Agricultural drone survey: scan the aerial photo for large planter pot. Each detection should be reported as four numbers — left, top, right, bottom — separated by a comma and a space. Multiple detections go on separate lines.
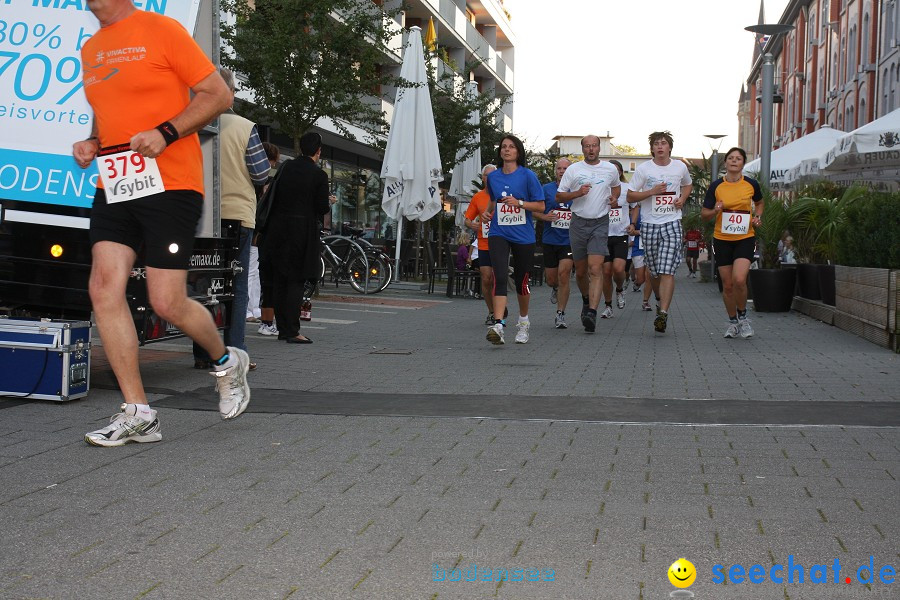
818, 264, 836, 306
749, 268, 796, 312
796, 263, 821, 300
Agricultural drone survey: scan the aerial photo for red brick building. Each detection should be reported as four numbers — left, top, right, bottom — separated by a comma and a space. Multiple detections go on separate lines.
739, 0, 900, 158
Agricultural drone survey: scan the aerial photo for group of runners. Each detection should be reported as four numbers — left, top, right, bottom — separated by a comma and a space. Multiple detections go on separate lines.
466, 131, 764, 345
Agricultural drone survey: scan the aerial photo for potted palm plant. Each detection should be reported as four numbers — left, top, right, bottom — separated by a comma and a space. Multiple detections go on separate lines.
748, 190, 800, 312
792, 186, 866, 306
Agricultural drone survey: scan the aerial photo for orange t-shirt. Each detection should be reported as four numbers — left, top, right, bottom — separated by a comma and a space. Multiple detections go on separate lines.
464, 189, 493, 251
81, 10, 216, 194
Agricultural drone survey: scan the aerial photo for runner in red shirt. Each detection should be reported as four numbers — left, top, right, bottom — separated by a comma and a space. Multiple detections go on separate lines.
684, 228, 703, 278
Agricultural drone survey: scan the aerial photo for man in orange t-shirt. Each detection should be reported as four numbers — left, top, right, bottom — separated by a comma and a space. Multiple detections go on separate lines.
464, 164, 498, 324
72, 0, 249, 448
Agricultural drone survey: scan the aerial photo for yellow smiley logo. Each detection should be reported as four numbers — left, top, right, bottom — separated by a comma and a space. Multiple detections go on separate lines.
668, 558, 696, 588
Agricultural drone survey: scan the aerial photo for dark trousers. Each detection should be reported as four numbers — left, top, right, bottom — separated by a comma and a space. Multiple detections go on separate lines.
273, 274, 304, 339
194, 225, 253, 360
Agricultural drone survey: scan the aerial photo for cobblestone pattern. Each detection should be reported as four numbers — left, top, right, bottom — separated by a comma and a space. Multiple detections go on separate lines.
1, 407, 897, 599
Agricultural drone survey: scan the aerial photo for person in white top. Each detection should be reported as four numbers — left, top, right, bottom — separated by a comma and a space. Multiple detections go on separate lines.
599, 160, 632, 318
555, 135, 621, 333
626, 131, 692, 334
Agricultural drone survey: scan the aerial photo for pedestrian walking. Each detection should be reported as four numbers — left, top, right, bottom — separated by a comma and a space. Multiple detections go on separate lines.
248, 142, 280, 325
482, 135, 544, 345
554, 135, 621, 333
193, 67, 269, 371
701, 147, 763, 339
259, 132, 336, 344
73, 0, 249, 446
626, 131, 692, 333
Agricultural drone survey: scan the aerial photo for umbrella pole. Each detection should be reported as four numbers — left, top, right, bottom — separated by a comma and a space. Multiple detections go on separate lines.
394, 216, 403, 282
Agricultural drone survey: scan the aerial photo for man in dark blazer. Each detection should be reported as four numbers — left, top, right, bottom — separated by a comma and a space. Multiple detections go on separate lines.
260, 132, 335, 343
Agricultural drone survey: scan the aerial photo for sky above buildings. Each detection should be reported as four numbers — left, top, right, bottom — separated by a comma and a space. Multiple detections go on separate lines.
507, 0, 791, 158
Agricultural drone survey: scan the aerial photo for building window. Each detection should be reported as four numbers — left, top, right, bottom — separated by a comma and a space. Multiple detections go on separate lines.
859, 98, 866, 126
881, 69, 891, 114
862, 12, 870, 66
886, 3, 895, 54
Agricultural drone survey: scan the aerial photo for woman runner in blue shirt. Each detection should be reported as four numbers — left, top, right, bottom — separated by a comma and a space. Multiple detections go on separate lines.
481, 135, 545, 345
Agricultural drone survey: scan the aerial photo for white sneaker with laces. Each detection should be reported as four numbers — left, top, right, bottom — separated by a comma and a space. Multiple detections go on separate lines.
258, 322, 279, 336
600, 305, 613, 319
85, 404, 162, 447
550, 287, 558, 304
616, 291, 625, 309
515, 320, 530, 343
724, 322, 740, 338
739, 318, 754, 338
486, 322, 505, 345
554, 311, 567, 329
212, 347, 251, 419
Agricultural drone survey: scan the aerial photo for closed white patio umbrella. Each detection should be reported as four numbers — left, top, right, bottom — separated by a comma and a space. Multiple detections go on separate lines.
448, 81, 482, 227
743, 125, 843, 189
381, 26, 444, 281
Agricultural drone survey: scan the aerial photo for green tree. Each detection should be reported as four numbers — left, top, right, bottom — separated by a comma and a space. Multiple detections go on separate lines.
425, 50, 511, 176
220, 0, 402, 153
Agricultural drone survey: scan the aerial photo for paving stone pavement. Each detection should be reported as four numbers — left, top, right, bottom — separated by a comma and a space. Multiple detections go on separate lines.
1, 269, 898, 599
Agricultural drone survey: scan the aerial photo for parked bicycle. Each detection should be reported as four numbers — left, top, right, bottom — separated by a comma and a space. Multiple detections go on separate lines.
317, 230, 391, 294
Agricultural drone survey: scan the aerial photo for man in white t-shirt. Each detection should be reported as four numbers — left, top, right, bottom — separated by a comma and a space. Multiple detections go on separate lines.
626, 131, 692, 334
555, 135, 621, 333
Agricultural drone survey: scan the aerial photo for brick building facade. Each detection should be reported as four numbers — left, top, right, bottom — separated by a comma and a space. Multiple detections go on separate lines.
739, 0, 900, 158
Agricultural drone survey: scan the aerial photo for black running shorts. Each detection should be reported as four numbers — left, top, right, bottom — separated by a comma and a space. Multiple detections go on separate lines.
90, 189, 203, 270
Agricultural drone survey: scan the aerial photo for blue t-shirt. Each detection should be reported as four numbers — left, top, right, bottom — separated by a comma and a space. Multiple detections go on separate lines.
631, 211, 644, 255
541, 181, 572, 246
486, 167, 544, 244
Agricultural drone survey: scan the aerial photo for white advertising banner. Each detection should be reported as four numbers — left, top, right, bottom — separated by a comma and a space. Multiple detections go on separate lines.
0, 0, 200, 208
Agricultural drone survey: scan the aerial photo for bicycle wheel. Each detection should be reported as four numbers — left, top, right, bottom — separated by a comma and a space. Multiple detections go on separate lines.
373, 251, 393, 292
347, 252, 389, 294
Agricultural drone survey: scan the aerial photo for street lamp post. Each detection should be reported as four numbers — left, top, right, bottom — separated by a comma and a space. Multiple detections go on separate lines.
703, 134, 726, 278
745, 24, 794, 188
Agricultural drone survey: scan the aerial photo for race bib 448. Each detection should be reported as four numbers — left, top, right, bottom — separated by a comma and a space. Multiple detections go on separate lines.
498, 204, 525, 226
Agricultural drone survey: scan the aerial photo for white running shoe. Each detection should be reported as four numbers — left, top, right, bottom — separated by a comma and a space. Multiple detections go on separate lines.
515, 320, 530, 344
550, 287, 558, 304
739, 318, 754, 339
257, 322, 279, 336
641, 300, 652, 311
554, 311, 567, 329
486, 322, 505, 345
212, 347, 251, 419
85, 404, 162, 447
724, 322, 740, 338
616, 291, 625, 309
600, 306, 613, 319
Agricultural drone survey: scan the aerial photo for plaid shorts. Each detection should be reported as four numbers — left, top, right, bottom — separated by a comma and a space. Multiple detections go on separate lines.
642, 221, 683, 276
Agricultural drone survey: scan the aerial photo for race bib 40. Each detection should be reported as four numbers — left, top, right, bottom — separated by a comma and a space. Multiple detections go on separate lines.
720, 211, 750, 235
